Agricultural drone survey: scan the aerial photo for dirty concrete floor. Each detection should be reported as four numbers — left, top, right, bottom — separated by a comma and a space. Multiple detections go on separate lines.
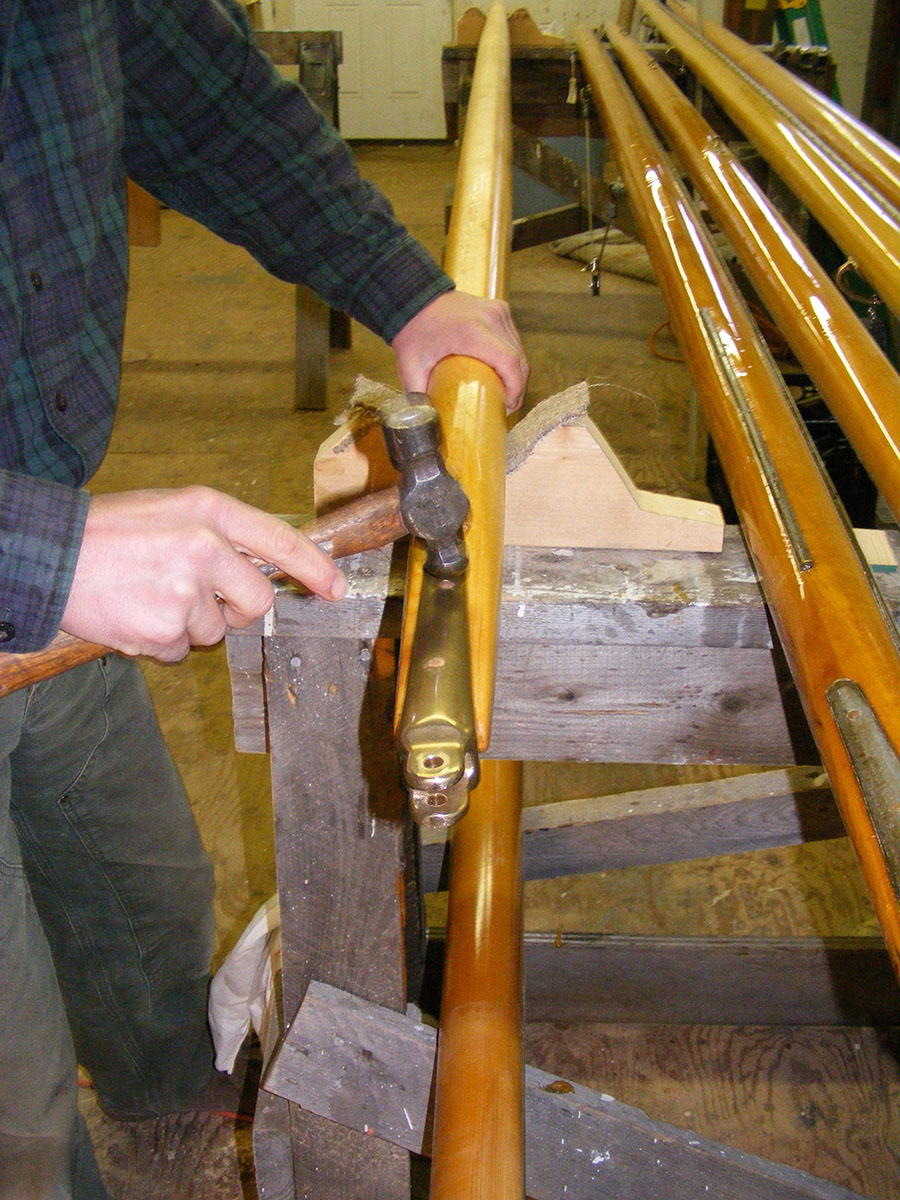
78, 143, 897, 1198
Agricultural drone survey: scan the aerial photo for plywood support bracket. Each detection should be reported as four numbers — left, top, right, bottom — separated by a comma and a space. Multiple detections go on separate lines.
314, 381, 725, 553
263, 980, 868, 1200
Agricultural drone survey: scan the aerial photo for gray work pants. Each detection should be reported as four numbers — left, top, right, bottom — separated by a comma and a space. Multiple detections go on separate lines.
0, 656, 216, 1199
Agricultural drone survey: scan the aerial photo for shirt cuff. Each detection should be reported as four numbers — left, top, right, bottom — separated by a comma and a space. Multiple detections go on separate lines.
0, 473, 90, 653
343, 235, 455, 343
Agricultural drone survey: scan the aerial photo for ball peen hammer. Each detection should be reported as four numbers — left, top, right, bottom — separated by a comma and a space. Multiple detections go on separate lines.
0, 394, 472, 697
380, 392, 469, 580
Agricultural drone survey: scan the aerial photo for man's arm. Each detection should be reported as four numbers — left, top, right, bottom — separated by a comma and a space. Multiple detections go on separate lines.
51, 0, 526, 662
117, 0, 452, 342
60, 487, 346, 662
117, 0, 527, 406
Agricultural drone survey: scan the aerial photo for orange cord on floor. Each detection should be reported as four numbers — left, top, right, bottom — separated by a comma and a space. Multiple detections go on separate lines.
649, 318, 685, 362
648, 304, 791, 364
76, 1076, 253, 1123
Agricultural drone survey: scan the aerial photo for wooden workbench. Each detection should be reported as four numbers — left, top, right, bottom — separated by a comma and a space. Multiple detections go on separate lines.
226, 529, 900, 1199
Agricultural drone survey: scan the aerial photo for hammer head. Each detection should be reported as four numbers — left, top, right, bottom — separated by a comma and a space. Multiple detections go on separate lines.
381, 393, 470, 578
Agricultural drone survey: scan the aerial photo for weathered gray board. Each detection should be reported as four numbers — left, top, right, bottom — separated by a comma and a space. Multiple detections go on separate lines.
420, 766, 844, 890
257, 636, 416, 1199
417, 932, 900, 1026
228, 530, 900, 763
264, 981, 868, 1200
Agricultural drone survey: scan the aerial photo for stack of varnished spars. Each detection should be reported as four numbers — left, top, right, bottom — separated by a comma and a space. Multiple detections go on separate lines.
576, 4, 900, 976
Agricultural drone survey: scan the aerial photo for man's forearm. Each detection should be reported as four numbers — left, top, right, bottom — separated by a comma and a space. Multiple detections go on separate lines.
117, 0, 453, 341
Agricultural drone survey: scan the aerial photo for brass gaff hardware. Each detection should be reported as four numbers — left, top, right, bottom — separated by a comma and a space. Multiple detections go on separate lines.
396, 571, 479, 829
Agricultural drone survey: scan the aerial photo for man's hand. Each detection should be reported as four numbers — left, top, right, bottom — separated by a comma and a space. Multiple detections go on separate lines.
60, 487, 346, 662
391, 290, 529, 412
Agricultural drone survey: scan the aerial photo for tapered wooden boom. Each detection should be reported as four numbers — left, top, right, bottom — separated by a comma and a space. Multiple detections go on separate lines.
576, 26, 900, 979
422, 6, 525, 1198
430, 760, 525, 1200
669, 0, 900, 215
636, 0, 900, 318
396, 1, 512, 751
604, 22, 900, 527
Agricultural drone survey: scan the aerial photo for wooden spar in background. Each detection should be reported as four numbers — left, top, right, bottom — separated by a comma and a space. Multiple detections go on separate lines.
616, 0, 637, 32
574, 26, 900, 979
395, 3, 511, 751
429, 760, 525, 1200
421, 6, 525, 1199
635, 0, 900, 318
604, 23, 900, 527
668, 0, 900, 215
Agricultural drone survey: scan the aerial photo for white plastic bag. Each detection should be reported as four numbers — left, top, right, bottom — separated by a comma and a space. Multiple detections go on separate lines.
208, 894, 281, 1073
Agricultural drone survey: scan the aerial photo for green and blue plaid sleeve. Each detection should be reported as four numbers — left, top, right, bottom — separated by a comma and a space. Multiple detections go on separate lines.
0, 471, 89, 652
117, 0, 454, 342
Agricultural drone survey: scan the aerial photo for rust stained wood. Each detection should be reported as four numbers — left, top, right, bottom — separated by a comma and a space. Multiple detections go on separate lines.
635, 0, 900, 318
669, 0, 900, 214
397, 0, 512, 750
605, 23, 900, 527
252, 530, 900, 647
229, 531, 900, 765
575, 28, 900, 979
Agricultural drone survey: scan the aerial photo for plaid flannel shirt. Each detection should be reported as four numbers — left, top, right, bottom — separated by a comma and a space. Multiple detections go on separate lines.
0, 0, 452, 652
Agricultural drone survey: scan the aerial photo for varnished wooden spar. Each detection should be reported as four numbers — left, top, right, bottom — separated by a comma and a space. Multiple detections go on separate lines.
669, 0, 900, 215
395, 2, 511, 750
604, 22, 900, 527
421, 6, 525, 1199
635, 0, 900, 319
575, 26, 900, 979
430, 760, 524, 1200
616, 0, 637, 31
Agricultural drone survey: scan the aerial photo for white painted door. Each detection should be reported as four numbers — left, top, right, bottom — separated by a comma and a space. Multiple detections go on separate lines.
498, 0, 724, 36
271, 1, 453, 139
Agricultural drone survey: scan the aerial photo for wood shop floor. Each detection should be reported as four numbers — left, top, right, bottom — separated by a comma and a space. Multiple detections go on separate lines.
78, 143, 900, 1198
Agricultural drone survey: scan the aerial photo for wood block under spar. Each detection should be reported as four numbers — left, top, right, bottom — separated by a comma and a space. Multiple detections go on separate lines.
505, 420, 723, 551
314, 415, 397, 515
312, 405, 898, 564
314, 406, 724, 552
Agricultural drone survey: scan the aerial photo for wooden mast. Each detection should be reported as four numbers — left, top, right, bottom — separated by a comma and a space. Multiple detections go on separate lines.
604, 21, 900, 526
575, 25, 900, 979
429, 758, 525, 1200
424, 6, 525, 1199
635, 0, 900, 318
395, 1, 512, 751
668, 0, 900, 215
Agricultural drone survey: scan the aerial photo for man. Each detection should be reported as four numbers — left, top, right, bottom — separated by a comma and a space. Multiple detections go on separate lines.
0, 2, 528, 1196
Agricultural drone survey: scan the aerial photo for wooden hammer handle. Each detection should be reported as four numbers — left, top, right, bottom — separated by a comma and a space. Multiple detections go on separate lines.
0, 486, 405, 697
